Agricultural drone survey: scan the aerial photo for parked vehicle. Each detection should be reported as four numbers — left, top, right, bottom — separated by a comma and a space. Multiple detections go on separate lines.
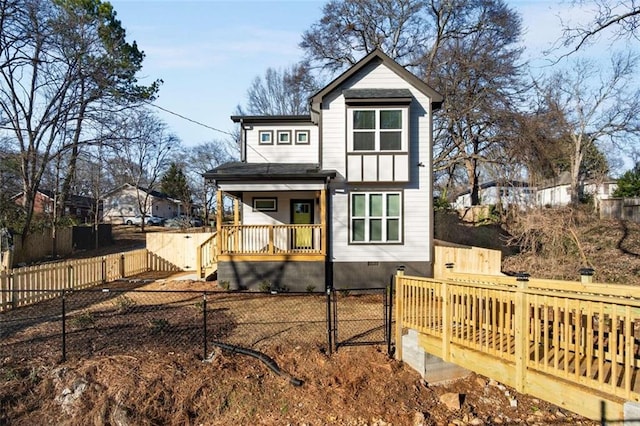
163, 215, 203, 228
124, 215, 143, 226
145, 215, 165, 225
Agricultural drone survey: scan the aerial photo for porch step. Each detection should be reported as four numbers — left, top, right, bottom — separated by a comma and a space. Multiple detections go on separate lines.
201, 263, 218, 280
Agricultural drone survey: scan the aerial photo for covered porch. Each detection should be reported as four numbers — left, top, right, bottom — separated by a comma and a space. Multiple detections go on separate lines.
204, 163, 336, 290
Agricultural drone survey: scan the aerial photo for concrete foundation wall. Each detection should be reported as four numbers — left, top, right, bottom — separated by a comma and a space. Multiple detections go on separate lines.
217, 261, 325, 292
402, 329, 470, 384
332, 261, 432, 289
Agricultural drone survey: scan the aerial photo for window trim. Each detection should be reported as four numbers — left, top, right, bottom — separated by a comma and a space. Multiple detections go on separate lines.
252, 197, 277, 212
349, 191, 403, 244
347, 106, 408, 153
277, 130, 292, 145
258, 130, 273, 145
295, 130, 310, 145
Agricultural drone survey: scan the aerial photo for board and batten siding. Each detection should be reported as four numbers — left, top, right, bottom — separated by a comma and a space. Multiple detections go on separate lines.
322, 61, 434, 264
245, 123, 319, 163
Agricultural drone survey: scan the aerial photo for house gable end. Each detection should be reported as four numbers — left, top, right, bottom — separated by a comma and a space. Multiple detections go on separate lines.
310, 49, 443, 117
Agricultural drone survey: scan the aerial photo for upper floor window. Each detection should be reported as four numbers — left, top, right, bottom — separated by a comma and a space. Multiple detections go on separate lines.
259, 130, 273, 145
349, 108, 407, 152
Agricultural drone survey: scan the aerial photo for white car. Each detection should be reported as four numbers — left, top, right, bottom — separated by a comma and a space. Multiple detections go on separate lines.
124, 215, 143, 226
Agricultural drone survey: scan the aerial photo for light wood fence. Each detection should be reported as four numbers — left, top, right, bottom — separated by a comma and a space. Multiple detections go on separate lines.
0, 249, 177, 312
395, 270, 640, 421
433, 242, 503, 277
13, 227, 73, 265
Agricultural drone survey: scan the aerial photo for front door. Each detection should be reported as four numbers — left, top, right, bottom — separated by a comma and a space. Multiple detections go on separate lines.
291, 199, 314, 249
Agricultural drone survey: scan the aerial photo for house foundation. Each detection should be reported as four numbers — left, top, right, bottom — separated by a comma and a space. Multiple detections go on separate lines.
332, 261, 432, 289
402, 329, 470, 383
217, 260, 325, 292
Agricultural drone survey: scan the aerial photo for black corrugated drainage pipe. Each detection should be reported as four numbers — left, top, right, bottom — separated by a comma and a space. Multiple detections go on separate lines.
208, 341, 303, 387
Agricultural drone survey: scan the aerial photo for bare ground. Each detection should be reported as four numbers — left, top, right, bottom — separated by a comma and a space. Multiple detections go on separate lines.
1, 218, 627, 425
0, 277, 597, 425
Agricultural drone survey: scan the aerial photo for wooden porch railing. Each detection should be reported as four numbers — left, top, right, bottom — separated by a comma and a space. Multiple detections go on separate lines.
395, 270, 640, 421
220, 224, 323, 255
197, 233, 218, 278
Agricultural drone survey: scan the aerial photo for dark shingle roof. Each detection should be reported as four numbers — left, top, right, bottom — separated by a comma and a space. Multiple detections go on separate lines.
343, 88, 412, 99
203, 162, 336, 182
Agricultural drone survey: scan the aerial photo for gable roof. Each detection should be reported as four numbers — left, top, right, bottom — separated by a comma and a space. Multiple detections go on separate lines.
102, 183, 180, 203
10, 189, 96, 207
310, 48, 443, 114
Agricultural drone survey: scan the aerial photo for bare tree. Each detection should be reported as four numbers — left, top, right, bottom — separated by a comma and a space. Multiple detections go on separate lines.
536, 52, 640, 204
0, 0, 158, 241
559, 0, 640, 56
240, 63, 321, 115
428, 0, 526, 205
301, 0, 431, 72
108, 108, 177, 231
185, 140, 237, 225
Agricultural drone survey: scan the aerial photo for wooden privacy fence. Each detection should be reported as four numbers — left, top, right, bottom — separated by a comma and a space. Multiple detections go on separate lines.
433, 243, 502, 277
0, 249, 178, 312
395, 269, 640, 421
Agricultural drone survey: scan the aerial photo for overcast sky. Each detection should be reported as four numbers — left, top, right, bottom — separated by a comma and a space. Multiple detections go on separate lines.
109, 0, 612, 147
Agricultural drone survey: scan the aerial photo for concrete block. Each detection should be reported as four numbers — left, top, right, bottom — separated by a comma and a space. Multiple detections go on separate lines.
624, 401, 640, 425
402, 328, 470, 384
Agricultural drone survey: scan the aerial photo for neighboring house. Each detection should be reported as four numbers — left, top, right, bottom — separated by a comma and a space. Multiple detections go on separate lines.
11, 189, 99, 223
535, 172, 618, 208
204, 49, 443, 291
452, 181, 535, 210
101, 183, 183, 224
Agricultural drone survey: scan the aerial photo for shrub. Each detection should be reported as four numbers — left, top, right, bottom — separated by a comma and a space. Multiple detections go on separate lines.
70, 311, 95, 328
113, 295, 136, 313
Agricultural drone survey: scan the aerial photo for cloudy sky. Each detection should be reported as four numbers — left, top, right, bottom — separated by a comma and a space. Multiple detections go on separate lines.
109, 0, 610, 147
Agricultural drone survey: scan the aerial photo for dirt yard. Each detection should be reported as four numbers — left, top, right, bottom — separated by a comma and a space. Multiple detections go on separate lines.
3, 216, 630, 425
1, 275, 598, 425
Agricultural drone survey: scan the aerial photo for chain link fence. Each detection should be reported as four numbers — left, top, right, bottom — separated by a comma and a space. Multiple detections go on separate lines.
0, 285, 393, 363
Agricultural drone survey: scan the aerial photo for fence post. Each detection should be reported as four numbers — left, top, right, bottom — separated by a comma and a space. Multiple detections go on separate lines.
441, 263, 455, 361
326, 287, 333, 355
61, 289, 67, 362
514, 272, 529, 393
67, 265, 73, 290
202, 292, 208, 360
387, 274, 394, 357
10, 269, 16, 309
101, 257, 106, 284
394, 266, 405, 361
120, 254, 125, 279
579, 267, 594, 284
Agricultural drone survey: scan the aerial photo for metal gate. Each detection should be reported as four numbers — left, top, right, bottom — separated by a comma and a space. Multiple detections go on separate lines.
328, 283, 393, 355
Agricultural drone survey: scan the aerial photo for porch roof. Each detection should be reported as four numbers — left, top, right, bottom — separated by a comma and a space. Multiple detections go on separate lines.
204, 162, 337, 184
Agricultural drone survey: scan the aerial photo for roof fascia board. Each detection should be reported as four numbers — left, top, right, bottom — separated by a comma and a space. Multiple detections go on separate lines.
310, 49, 444, 112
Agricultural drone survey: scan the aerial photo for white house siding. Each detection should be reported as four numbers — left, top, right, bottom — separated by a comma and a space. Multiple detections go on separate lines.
322, 61, 433, 265
241, 191, 320, 225
102, 185, 179, 223
245, 123, 319, 163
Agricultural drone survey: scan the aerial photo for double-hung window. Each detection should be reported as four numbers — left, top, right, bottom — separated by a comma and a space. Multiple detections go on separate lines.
350, 108, 406, 152
350, 192, 402, 243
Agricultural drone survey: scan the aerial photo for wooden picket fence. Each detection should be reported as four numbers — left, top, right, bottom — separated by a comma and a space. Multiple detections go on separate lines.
0, 249, 178, 312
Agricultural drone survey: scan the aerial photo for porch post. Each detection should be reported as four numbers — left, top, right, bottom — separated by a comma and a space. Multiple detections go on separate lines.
320, 189, 326, 255
233, 197, 239, 226
216, 189, 222, 254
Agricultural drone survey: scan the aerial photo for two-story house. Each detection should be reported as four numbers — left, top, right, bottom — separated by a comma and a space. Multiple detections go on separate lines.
204, 49, 443, 291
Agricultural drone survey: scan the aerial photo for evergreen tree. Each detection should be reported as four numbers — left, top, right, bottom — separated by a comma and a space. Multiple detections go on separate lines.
613, 164, 640, 197
161, 163, 191, 203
